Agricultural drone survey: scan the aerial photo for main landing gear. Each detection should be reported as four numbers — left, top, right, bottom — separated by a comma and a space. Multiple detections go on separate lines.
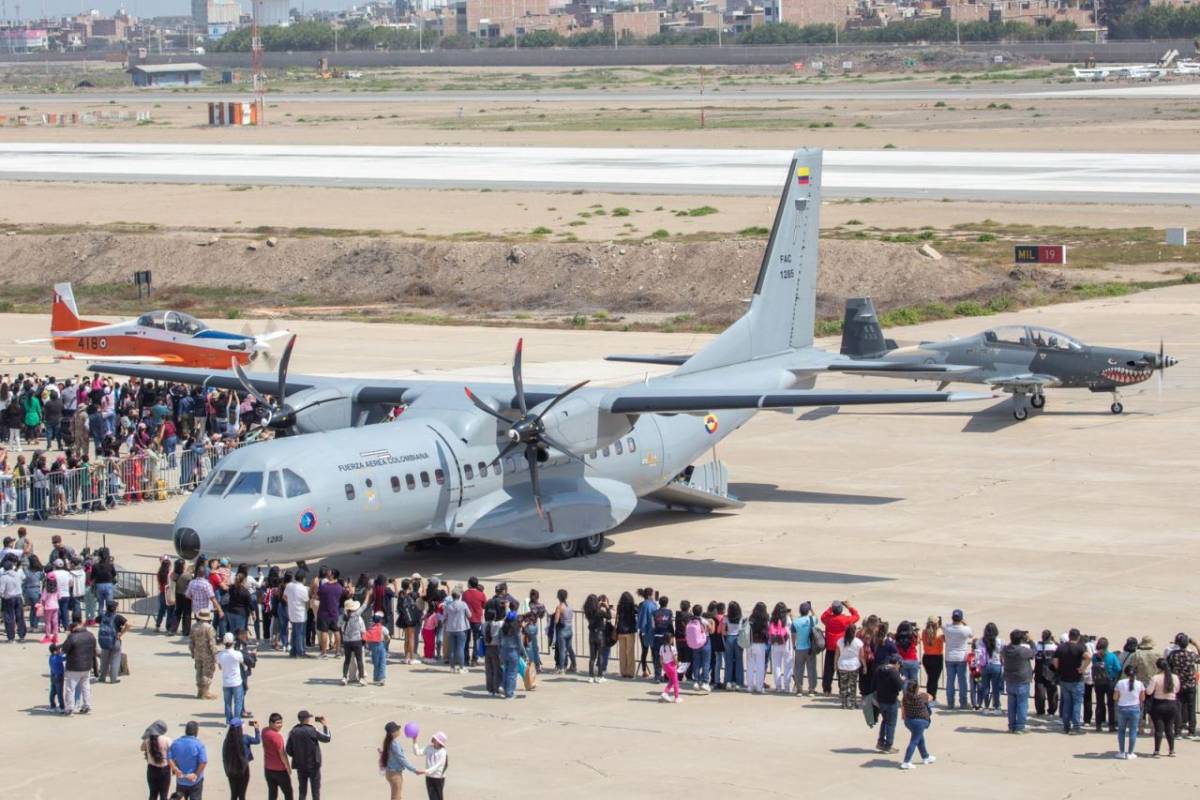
545, 534, 605, 560
1011, 390, 1045, 421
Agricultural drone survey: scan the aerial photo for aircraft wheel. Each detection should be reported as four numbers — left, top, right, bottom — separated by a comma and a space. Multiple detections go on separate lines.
1030, 394, 1045, 409
578, 534, 604, 556
1013, 406, 1028, 421
1111, 402, 1124, 415
545, 539, 578, 560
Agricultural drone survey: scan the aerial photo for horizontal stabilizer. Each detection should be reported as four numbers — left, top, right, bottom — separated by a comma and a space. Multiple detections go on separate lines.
605, 354, 691, 367
604, 388, 992, 414
645, 483, 745, 511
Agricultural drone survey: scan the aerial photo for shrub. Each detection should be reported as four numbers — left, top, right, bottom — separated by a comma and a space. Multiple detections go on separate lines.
953, 300, 991, 316
977, 233, 997, 242
612, 207, 631, 217
531, 226, 552, 235
737, 226, 770, 236
650, 229, 671, 239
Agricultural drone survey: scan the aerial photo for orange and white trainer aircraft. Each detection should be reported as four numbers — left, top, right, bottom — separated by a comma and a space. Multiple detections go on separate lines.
20, 283, 290, 370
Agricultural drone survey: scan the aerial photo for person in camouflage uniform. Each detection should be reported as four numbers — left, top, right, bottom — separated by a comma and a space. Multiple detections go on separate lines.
189, 608, 219, 699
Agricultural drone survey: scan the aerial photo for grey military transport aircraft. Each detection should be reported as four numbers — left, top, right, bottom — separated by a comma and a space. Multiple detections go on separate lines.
93, 149, 989, 563
835, 298, 1178, 420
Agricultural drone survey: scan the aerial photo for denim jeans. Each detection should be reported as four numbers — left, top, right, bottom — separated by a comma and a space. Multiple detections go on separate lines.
1117, 705, 1140, 753
903, 718, 931, 762
223, 684, 244, 724
794, 648, 817, 692
2, 596, 26, 641
448, 630, 468, 669
945, 660, 968, 708
555, 628, 575, 671
710, 645, 723, 686
524, 624, 541, 670
26, 590, 40, 630
692, 641, 711, 684
1060, 681, 1084, 732
469, 622, 483, 662
369, 641, 388, 682
724, 636, 744, 688
501, 645, 520, 698
901, 659, 920, 685
289, 621, 306, 657
93, 582, 114, 612
878, 701, 899, 748
982, 663, 1004, 710
1006, 680, 1030, 731
225, 612, 247, 634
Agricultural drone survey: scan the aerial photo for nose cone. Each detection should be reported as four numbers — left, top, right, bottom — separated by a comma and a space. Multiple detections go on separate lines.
1159, 354, 1179, 369
174, 527, 201, 560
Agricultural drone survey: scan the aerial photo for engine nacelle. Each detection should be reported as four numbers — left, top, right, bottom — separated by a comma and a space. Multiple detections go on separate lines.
287, 387, 391, 434
539, 395, 633, 455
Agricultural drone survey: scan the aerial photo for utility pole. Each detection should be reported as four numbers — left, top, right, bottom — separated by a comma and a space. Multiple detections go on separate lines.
252, 0, 265, 123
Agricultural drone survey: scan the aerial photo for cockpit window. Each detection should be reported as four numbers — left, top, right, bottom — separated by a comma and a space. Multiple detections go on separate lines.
282, 468, 310, 498
207, 470, 237, 496
1029, 327, 1083, 351
267, 471, 283, 498
228, 471, 263, 496
984, 326, 1033, 347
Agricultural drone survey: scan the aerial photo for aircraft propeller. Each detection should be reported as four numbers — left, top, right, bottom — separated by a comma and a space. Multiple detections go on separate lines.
232, 334, 301, 435
463, 338, 591, 517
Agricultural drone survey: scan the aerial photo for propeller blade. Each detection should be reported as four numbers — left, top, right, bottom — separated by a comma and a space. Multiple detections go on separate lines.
241, 322, 254, 338
232, 358, 271, 407
525, 445, 543, 519
533, 379, 590, 422
539, 432, 590, 468
495, 438, 523, 464
464, 387, 511, 424
277, 335, 296, 406
513, 337, 527, 415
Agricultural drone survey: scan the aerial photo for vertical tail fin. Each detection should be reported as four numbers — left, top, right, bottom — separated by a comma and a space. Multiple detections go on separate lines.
840, 298, 895, 359
51, 282, 83, 332
675, 148, 822, 375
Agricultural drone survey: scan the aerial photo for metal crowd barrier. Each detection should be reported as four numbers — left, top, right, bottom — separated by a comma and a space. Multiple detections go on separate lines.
0, 441, 244, 523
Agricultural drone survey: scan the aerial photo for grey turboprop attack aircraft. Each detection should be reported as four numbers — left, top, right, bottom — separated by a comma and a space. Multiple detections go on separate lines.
94, 148, 988, 564
836, 297, 1178, 420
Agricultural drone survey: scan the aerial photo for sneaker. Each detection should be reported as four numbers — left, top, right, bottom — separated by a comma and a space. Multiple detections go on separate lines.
659, 693, 670, 703
79, 707, 90, 715
1127, 753, 1138, 760
588, 677, 595, 684
597, 676, 606, 684
899, 762, 914, 770
922, 756, 936, 765
1116, 752, 1126, 760
340, 677, 347, 686
674, 696, 683, 704
702, 683, 711, 692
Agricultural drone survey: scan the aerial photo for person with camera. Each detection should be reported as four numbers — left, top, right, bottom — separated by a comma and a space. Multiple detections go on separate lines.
286, 710, 331, 800
1002, 629, 1035, 734
1166, 632, 1200, 740
1053, 628, 1088, 734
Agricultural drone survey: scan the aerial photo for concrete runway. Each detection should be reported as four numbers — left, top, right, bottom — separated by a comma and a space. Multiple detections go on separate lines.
1, 283, 1198, 798
2, 82, 1198, 104
2, 142, 1196, 202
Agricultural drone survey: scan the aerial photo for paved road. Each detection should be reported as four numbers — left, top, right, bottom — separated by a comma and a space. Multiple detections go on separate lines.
1, 82, 1198, 105
2, 142, 1196, 203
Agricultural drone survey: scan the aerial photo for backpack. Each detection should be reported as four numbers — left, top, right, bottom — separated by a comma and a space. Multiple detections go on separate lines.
736, 619, 752, 650
98, 612, 117, 650
685, 618, 707, 650
1091, 657, 1111, 687
811, 625, 827, 654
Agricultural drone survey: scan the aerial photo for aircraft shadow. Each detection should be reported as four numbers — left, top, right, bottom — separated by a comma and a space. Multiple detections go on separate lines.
830, 400, 1027, 433
729, 482, 900, 506
796, 407, 840, 422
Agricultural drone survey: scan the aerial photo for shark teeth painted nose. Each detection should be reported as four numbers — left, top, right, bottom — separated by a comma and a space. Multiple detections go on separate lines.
1100, 367, 1150, 385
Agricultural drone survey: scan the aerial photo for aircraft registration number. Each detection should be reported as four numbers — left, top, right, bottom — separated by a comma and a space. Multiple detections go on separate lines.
266, 535, 283, 545
75, 336, 108, 350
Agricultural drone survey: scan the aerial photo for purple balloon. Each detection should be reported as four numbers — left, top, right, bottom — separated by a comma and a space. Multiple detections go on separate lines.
403, 722, 420, 739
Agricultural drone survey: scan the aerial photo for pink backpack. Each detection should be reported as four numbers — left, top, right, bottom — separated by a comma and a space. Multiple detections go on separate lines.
685, 618, 708, 650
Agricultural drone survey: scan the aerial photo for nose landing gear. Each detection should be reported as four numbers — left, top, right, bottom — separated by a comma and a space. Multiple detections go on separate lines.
1012, 390, 1029, 421
1111, 390, 1124, 414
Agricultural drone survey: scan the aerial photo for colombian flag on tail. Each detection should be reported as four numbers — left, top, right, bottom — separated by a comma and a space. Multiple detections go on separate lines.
796, 166, 810, 186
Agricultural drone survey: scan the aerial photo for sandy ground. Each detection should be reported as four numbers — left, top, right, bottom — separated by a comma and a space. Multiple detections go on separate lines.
0, 182, 1192, 237
3, 95, 1200, 152
0, 283, 1198, 799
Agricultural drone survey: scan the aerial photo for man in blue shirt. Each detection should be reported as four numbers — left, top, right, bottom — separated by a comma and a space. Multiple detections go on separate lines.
636, 587, 658, 680
168, 721, 208, 798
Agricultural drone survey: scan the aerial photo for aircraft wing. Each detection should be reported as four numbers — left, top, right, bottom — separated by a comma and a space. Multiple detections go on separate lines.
988, 374, 1060, 392
609, 353, 973, 380
87, 363, 561, 410
605, 354, 691, 367
14, 337, 54, 345
602, 387, 990, 414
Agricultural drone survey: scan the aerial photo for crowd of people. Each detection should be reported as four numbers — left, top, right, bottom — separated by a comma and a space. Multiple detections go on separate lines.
4, 526, 1197, 794
0, 371, 257, 523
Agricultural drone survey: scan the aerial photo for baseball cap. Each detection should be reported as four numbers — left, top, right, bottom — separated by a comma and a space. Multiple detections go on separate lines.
222, 632, 234, 645
951, 609, 964, 622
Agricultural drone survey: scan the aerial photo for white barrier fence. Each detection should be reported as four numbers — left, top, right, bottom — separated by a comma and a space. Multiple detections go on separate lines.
0, 441, 245, 522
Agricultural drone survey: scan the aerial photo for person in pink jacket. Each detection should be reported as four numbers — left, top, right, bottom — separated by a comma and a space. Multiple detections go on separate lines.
820, 600, 860, 696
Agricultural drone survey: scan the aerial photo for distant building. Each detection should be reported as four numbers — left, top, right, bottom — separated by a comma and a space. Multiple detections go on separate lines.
131, 62, 206, 87
763, 0, 852, 27
252, 0, 292, 27
453, 0, 552, 37
603, 9, 662, 39
0, 28, 50, 51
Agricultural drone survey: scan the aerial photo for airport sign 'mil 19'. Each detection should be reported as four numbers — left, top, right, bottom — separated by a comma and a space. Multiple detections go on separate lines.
1014, 244, 1067, 265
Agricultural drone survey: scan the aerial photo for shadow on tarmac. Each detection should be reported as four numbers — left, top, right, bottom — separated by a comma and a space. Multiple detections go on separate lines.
730, 482, 901, 506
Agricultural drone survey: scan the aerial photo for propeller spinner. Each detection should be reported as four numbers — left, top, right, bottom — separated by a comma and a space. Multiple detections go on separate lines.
233, 334, 300, 434
464, 338, 590, 517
